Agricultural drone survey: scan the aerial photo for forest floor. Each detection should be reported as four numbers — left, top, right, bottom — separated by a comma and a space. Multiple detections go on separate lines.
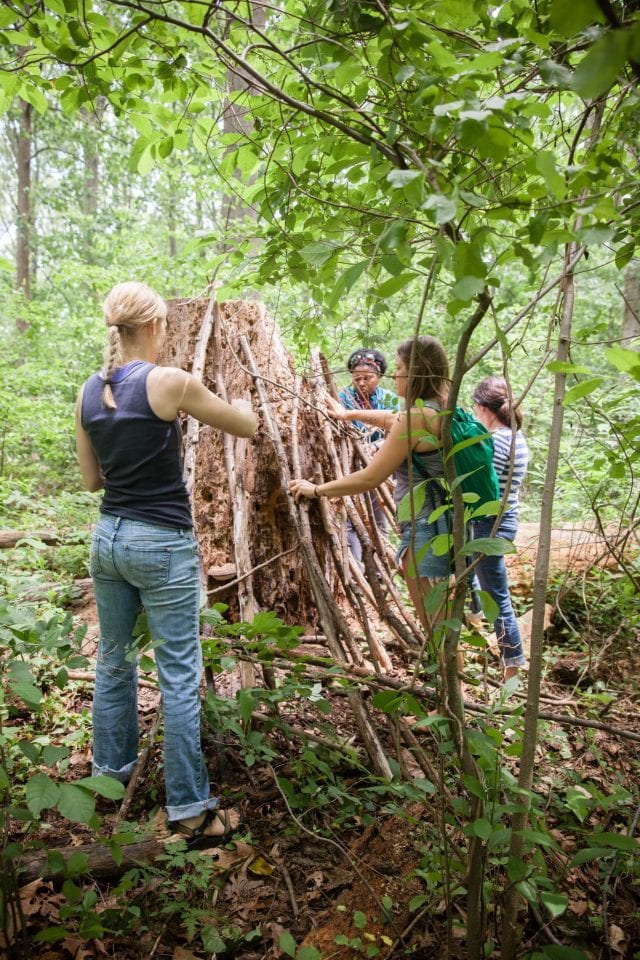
4, 523, 640, 960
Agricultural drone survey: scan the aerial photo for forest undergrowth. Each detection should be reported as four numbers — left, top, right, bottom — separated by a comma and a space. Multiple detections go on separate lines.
1, 536, 639, 960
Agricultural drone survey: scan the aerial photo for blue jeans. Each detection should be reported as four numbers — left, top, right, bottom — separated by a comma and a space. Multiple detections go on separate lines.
89, 514, 217, 822
470, 514, 526, 668
347, 491, 388, 568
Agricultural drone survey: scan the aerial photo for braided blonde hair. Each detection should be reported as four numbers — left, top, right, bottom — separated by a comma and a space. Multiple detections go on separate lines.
101, 281, 167, 409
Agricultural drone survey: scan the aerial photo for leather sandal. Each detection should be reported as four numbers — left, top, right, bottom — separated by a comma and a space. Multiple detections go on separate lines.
169, 808, 242, 850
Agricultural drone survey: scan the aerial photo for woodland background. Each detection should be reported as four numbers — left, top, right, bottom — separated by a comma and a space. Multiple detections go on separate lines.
1, 2, 640, 959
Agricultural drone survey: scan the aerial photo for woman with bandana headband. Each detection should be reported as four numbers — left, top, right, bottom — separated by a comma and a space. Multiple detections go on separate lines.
336, 348, 398, 570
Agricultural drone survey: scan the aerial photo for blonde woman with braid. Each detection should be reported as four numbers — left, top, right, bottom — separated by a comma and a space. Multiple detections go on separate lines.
76, 281, 257, 848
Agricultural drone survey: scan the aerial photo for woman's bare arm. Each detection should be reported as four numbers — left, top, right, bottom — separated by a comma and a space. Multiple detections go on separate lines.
326, 394, 396, 431
147, 367, 257, 438
75, 389, 103, 492
290, 407, 441, 500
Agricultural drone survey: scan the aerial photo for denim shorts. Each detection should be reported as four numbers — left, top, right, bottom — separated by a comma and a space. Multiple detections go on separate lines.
396, 515, 453, 580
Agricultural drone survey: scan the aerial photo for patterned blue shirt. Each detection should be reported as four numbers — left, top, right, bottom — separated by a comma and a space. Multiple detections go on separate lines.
338, 385, 399, 443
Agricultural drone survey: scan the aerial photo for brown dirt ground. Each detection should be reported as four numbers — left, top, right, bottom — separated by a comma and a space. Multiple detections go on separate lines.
6, 524, 640, 960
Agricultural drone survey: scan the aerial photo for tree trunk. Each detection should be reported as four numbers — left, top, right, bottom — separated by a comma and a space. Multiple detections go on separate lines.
16, 97, 32, 319
219, 2, 265, 247
81, 100, 104, 262
500, 243, 580, 959
621, 262, 640, 346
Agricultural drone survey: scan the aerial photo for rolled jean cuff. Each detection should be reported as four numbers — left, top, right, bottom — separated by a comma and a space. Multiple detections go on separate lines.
167, 796, 218, 824
92, 758, 138, 784
502, 653, 527, 669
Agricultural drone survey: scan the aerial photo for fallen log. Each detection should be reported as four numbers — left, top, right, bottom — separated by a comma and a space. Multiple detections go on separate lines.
18, 578, 93, 603
11, 837, 173, 885
0, 530, 60, 549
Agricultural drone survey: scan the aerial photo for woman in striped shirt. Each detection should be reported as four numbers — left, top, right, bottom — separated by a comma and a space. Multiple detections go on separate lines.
470, 376, 530, 681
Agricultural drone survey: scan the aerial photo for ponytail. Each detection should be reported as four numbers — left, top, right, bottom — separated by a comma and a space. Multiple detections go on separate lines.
100, 281, 167, 409
472, 376, 523, 429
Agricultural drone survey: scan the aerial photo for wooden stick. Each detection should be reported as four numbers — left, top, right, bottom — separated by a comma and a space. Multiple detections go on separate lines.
242, 339, 393, 779
309, 350, 421, 651
206, 546, 298, 596
213, 314, 257, 688
65, 670, 157, 691
116, 712, 162, 825
183, 295, 217, 497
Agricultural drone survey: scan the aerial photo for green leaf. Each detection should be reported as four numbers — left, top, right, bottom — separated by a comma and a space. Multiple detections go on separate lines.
531, 947, 594, 960
476, 590, 499, 622
396, 480, 427, 522
409, 895, 428, 911
21, 82, 48, 115
538, 59, 573, 88
569, 846, 615, 865
9, 676, 42, 708
386, 169, 422, 189
445, 430, 492, 459
33, 927, 70, 944
371, 690, 404, 714
515, 880, 538, 904
459, 537, 516, 557
519, 829, 560, 849
353, 910, 367, 929
422, 193, 457, 225
462, 774, 487, 800
550, 0, 603, 37
565, 785, 591, 821
605, 346, 640, 380
535, 151, 566, 199
56, 784, 96, 824
375, 273, 417, 298
546, 360, 592, 374
18, 740, 41, 763
65, 851, 90, 877
297, 947, 322, 960
576, 224, 614, 245
42, 745, 69, 767
299, 240, 342, 267
26, 773, 60, 816
431, 533, 452, 556
562, 377, 603, 406
201, 926, 226, 953
238, 688, 255, 725
615, 240, 636, 271
451, 276, 485, 300
541, 892, 568, 918
591, 831, 639, 851
327, 260, 368, 309
279, 931, 296, 958
77, 775, 126, 800
572, 29, 630, 99
470, 817, 493, 840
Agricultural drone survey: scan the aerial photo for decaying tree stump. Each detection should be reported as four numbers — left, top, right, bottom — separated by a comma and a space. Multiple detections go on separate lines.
159, 297, 339, 628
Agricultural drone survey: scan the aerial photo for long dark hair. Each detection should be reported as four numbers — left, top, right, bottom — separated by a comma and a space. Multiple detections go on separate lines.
472, 375, 523, 429
396, 336, 450, 408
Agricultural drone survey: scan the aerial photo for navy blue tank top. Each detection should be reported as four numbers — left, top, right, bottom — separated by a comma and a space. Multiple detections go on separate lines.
81, 361, 192, 529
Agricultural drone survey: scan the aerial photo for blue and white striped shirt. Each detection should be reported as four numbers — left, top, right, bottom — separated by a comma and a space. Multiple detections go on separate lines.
492, 427, 529, 516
